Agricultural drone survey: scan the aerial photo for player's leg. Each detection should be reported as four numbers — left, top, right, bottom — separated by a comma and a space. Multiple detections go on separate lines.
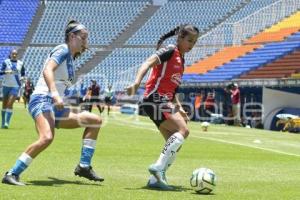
89, 102, 93, 112
153, 111, 188, 170
57, 111, 104, 182
107, 102, 111, 116
100, 103, 104, 113
4, 88, 19, 128
1, 94, 8, 128
1, 86, 11, 128
95, 99, 103, 114
147, 126, 172, 188
2, 112, 55, 186
23, 95, 27, 108
148, 112, 188, 189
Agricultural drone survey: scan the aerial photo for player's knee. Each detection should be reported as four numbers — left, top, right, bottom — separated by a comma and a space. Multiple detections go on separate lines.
39, 135, 54, 147
94, 115, 102, 125
87, 114, 102, 126
180, 128, 189, 138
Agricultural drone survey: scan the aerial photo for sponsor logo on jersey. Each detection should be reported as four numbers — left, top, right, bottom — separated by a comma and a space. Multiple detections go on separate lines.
171, 73, 182, 85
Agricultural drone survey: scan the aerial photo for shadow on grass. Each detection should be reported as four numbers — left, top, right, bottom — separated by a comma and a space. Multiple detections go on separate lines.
27, 177, 102, 186
125, 185, 193, 192
190, 191, 216, 196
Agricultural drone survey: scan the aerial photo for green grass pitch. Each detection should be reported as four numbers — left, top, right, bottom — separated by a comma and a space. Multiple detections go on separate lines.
0, 103, 300, 200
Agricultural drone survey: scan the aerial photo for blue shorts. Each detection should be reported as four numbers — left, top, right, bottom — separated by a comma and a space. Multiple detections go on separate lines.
28, 94, 70, 128
2, 86, 20, 98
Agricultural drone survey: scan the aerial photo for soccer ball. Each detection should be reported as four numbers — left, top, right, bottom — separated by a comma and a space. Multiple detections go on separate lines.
201, 121, 210, 132
190, 168, 216, 194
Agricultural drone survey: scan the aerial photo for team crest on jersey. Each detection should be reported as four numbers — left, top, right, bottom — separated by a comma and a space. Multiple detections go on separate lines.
176, 57, 181, 64
171, 73, 182, 85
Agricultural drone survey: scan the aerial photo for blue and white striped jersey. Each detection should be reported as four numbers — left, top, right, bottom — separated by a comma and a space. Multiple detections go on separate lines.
1, 59, 25, 87
33, 44, 75, 97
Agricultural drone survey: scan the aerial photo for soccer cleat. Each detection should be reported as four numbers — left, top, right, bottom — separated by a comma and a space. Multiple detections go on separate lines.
2, 123, 8, 129
148, 164, 172, 190
147, 179, 173, 191
74, 165, 104, 182
2, 172, 25, 186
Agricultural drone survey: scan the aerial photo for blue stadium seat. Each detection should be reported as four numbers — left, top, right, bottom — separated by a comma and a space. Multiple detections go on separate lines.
0, 0, 39, 44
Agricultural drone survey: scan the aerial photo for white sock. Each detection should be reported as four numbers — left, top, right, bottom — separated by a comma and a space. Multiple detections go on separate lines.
19, 152, 33, 166
155, 132, 184, 170
82, 138, 97, 149
164, 153, 177, 171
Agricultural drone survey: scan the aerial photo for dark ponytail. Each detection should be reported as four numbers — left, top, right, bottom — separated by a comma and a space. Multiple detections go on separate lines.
65, 20, 80, 43
156, 24, 200, 50
156, 26, 180, 50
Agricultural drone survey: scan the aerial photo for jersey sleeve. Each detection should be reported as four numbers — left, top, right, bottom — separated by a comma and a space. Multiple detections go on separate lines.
49, 46, 68, 65
155, 45, 175, 64
0, 61, 7, 75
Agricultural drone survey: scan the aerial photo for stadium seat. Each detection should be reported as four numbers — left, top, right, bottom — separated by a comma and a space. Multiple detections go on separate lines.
0, 0, 39, 44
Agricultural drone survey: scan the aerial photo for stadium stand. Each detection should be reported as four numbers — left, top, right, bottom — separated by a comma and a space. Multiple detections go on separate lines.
245, 11, 300, 44
239, 32, 300, 79
22, 47, 96, 84
184, 45, 261, 74
183, 40, 300, 82
226, 0, 278, 23
32, 1, 149, 45
239, 50, 300, 79
183, 2, 300, 83
183, 0, 300, 71
81, 48, 154, 91
0, 0, 39, 44
2, 0, 300, 90
0, 47, 16, 64
125, 0, 245, 45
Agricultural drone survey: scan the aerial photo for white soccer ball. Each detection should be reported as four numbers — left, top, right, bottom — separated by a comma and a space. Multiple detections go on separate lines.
201, 122, 210, 131
190, 167, 216, 194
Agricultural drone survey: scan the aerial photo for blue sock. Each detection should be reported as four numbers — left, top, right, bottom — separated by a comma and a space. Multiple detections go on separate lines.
9, 153, 33, 176
79, 139, 96, 167
5, 109, 12, 126
9, 160, 28, 176
1, 109, 5, 127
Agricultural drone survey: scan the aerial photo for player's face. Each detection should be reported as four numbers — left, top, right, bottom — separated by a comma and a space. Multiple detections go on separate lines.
10, 51, 18, 60
71, 29, 89, 58
178, 32, 198, 54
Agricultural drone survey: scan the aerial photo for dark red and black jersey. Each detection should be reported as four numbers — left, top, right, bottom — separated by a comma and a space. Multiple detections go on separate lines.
89, 84, 100, 96
144, 45, 184, 101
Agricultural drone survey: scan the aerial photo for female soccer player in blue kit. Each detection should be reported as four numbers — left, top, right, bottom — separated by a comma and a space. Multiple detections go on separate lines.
0, 49, 25, 129
2, 20, 104, 186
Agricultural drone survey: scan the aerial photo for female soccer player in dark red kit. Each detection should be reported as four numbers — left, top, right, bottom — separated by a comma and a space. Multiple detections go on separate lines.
126, 24, 199, 190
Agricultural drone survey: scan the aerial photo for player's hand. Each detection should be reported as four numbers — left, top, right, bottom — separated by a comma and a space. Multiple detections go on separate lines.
125, 83, 139, 96
52, 93, 64, 110
179, 107, 190, 123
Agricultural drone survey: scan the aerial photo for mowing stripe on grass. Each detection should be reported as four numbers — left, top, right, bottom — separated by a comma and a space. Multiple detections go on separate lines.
110, 119, 300, 158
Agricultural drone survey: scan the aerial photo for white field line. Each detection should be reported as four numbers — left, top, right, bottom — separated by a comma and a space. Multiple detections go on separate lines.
190, 134, 300, 158
110, 119, 300, 158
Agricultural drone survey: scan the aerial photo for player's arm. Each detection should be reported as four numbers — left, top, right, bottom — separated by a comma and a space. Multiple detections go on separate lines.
43, 59, 64, 109
84, 88, 92, 100
126, 54, 159, 95
126, 46, 175, 95
0, 61, 11, 75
